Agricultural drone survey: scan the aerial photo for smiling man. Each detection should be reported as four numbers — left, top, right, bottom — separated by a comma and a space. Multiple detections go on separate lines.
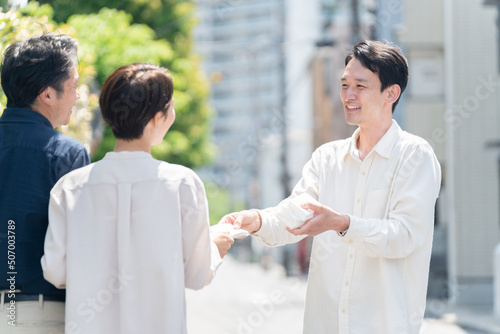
0, 33, 90, 333
221, 40, 441, 333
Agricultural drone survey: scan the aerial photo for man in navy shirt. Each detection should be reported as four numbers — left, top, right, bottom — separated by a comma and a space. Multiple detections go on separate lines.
0, 33, 90, 333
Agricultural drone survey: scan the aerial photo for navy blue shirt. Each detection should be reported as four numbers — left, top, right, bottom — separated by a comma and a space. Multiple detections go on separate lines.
0, 108, 90, 295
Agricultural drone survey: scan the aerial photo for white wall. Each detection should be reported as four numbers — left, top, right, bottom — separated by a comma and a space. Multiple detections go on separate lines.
401, 0, 500, 303
449, 1, 500, 280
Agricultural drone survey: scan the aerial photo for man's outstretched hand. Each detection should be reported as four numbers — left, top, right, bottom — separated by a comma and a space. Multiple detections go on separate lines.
286, 202, 350, 237
218, 210, 262, 234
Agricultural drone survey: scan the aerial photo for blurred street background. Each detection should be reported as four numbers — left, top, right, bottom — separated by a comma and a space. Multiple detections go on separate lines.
186, 256, 492, 334
1, 0, 500, 332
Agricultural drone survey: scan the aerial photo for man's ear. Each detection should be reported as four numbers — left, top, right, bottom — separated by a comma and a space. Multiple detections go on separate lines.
38, 87, 55, 106
386, 84, 401, 105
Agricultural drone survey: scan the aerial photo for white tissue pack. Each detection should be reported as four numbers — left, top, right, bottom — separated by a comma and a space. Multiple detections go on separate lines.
210, 223, 250, 239
275, 193, 319, 229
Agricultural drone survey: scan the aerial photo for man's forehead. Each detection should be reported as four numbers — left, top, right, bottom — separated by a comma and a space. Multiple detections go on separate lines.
341, 76, 369, 82
341, 60, 378, 82
69, 67, 79, 79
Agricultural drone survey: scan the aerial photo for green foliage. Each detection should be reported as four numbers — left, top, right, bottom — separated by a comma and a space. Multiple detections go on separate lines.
66, 8, 174, 85
1, 1, 214, 168
205, 182, 245, 226
41, 0, 196, 57
68, 7, 215, 167
0, 2, 55, 112
0, 2, 97, 150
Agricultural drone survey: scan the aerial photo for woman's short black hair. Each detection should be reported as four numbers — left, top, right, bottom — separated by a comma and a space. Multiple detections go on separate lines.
99, 63, 174, 140
345, 40, 409, 112
1, 33, 78, 108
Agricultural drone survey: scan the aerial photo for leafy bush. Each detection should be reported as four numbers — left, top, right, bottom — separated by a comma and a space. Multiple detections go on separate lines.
1, 2, 215, 167
0, 2, 96, 151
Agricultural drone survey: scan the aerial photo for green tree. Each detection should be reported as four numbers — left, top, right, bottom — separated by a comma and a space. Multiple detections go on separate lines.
205, 182, 245, 225
0, 2, 96, 148
39, 0, 215, 168
65, 7, 214, 166
1, 1, 233, 226
40, 0, 195, 54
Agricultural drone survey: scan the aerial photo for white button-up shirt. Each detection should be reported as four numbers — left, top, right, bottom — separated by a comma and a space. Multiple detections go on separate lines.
41, 151, 221, 334
254, 120, 441, 334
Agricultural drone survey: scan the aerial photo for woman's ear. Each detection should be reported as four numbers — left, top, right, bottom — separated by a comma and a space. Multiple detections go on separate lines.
151, 111, 166, 129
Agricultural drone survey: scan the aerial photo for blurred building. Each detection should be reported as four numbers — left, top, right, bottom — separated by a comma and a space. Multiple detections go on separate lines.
193, 0, 320, 212
195, 1, 500, 311
309, 0, 500, 311
194, 0, 287, 210
399, 0, 500, 308
193, 0, 321, 271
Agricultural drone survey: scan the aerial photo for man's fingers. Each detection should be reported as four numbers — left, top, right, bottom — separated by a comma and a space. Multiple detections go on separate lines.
301, 201, 322, 213
286, 224, 307, 236
233, 214, 244, 229
219, 213, 237, 225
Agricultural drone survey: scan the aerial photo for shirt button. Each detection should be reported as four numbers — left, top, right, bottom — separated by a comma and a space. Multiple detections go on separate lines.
345, 281, 350, 286
342, 309, 347, 314
356, 198, 361, 203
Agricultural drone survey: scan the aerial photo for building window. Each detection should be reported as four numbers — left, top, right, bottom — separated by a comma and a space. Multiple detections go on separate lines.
484, 0, 500, 72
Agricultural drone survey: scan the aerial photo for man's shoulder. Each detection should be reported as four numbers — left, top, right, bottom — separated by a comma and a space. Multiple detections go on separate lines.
397, 129, 435, 153
47, 132, 90, 178
314, 137, 352, 156
49, 131, 89, 163
50, 131, 86, 153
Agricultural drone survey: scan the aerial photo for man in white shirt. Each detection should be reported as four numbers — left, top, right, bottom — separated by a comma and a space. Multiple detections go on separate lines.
220, 40, 441, 334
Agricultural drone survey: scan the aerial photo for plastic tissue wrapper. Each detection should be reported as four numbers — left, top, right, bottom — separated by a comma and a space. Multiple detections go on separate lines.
276, 193, 319, 229
210, 223, 250, 239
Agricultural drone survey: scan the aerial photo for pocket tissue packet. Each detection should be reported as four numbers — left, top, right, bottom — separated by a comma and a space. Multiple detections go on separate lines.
210, 223, 250, 239
276, 193, 319, 230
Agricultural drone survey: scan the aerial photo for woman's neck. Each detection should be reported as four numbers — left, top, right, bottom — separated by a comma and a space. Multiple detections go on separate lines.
113, 138, 151, 153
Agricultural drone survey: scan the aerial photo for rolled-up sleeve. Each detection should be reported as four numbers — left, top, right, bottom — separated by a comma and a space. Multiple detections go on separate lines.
253, 147, 324, 247
41, 184, 67, 288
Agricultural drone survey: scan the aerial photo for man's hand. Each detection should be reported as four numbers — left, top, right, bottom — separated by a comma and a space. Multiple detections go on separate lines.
218, 210, 262, 234
210, 232, 234, 258
287, 202, 350, 237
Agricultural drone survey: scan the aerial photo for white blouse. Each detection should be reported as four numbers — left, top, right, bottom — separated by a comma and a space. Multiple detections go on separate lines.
41, 151, 221, 334
254, 121, 441, 334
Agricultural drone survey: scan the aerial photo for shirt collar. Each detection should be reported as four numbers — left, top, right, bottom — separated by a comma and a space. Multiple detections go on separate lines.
345, 119, 401, 161
104, 151, 153, 160
0, 107, 53, 129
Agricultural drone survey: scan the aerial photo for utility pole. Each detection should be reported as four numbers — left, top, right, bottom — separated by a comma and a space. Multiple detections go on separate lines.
279, 0, 291, 199
484, 0, 500, 72
351, 0, 361, 44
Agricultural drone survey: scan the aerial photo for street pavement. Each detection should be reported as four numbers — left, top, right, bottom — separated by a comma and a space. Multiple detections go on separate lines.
186, 256, 488, 334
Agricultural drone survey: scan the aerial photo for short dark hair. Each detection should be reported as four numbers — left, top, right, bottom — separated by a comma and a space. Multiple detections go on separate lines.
345, 40, 408, 112
1, 33, 78, 108
99, 63, 174, 140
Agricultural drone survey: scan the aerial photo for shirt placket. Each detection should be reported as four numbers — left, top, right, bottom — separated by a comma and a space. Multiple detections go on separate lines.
338, 156, 371, 334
